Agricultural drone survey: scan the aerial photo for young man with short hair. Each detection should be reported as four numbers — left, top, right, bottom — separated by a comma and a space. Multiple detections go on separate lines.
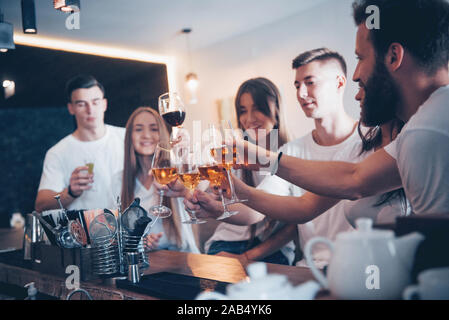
35, 75, 125, 212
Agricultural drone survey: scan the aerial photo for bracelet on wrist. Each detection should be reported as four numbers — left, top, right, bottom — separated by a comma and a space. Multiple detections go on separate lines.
68, 185, 79, 198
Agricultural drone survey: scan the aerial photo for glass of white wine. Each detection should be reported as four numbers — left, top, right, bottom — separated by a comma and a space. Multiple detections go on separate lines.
203, 124, 239, 220
178, 152, 207, 224
149, 142, 178, 218
213, 122, 248, 205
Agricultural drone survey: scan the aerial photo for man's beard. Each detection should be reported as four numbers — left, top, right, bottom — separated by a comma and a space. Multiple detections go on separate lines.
360, 59, 400, 127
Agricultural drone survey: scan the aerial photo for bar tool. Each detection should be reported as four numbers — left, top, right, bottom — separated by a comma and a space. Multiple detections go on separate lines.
54, 194, 70, 222
23, 213, 43, 260
89, 210, 120, 276
117, 196, 125, 275
121, 198, 152, 270
32, 211, 84, 249
127, 252, 141, 283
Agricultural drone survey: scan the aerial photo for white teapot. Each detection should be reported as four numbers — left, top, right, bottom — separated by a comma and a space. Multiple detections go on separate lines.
304, 218, 424, 299
196, 262, 320, 300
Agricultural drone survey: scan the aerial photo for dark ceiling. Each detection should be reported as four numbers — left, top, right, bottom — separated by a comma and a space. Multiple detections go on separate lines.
0, 44, 169, 127
0, 44, 169, 225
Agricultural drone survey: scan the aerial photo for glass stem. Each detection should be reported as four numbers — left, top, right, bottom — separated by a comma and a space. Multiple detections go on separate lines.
225, 168, 237, 200
190, 210, 197, 221
219, 189, 228, 213
158, 190, 164, 207
149, 213, 160, 229
185, 206, 197, 222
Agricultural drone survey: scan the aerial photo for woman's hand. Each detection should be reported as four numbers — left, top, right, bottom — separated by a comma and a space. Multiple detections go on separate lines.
226, 171, 251, 200
170, 127, 190, 148
182, 173, 251, 219
144, 232, 163, 251
183, 189, 223, 219
150, 170, 188, 198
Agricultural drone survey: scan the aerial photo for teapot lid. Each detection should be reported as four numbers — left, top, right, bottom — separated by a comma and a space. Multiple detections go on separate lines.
337, 218, 394, 241
228, 262, 289, 298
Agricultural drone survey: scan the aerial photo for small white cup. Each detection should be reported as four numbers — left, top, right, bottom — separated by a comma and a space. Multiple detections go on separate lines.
403, 267, 449, 300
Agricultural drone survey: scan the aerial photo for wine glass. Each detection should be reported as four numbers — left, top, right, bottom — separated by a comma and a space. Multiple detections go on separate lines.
178, 152, 207, 224
149, 142, 178, 218
159, 92, 186, 144
211, 123, 248, 206
204, 124, 239, 220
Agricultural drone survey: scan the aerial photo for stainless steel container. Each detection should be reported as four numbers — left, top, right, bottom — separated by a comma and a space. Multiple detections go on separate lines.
23, 213, 42, 260
127, 252, 140, 283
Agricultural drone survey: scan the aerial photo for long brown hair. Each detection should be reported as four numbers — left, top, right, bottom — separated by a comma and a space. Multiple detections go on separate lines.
357, 119, 407, 211
121, 106, 183, 248
234, 77, 289, 188
234, 78, 289, 247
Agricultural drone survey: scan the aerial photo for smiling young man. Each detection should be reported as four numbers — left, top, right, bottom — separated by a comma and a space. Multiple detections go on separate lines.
35, 75, 125, 212
227, 0, 449, 217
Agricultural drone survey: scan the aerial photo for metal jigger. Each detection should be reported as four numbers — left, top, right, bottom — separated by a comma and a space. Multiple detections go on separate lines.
127, 252, 141, 283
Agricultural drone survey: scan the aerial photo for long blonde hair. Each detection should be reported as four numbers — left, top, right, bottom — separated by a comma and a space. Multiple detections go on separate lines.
121, 106, 183, 248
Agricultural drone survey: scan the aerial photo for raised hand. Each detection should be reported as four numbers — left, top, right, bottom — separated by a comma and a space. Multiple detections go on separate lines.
69, 166, 93, 197
224, 133, 274, 171
144, 232, 163, 251
183, 189, 224, 220
150, 169, 188, 198
221, 171, 249, 200
170, 127, 190, 147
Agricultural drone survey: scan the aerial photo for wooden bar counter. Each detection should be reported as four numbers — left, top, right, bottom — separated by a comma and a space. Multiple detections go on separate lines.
0, 228, 322, 300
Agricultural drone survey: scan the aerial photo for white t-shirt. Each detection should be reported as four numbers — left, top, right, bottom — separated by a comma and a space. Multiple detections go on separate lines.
384, 84, 449, 215
109, 171, 200, 253
204, 169, 296, 265
38, 125, 125, 210
267, 129, 410, 268
343, 193, 410, 227
257, 129, 364, 268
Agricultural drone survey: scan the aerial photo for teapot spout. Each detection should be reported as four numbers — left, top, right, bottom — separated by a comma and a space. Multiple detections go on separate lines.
394, 232, 425, 271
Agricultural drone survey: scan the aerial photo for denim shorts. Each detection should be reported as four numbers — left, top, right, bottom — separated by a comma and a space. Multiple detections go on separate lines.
207, 238, 290, 265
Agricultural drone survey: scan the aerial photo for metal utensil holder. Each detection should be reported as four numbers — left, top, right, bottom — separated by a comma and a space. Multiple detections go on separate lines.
90, 211, 150, 277
121, 231, 150, 271
91, 232, 120, 276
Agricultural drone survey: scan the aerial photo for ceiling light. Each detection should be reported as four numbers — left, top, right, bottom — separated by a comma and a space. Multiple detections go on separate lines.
182, 28, 198, 104
3, 80, 15, 99
21, 0, 37, 34
186, 73, 198, 90
53, 0, 80, 12
0, 11, 15, 51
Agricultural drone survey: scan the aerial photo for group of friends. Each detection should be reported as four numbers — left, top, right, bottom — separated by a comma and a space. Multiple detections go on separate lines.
35, 0, 449, 268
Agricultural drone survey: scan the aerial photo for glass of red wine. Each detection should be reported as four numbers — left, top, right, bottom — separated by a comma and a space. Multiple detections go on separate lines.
159, 92, 186, 145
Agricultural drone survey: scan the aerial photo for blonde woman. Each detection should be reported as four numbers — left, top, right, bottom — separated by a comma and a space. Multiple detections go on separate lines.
109, 107, 199, 252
